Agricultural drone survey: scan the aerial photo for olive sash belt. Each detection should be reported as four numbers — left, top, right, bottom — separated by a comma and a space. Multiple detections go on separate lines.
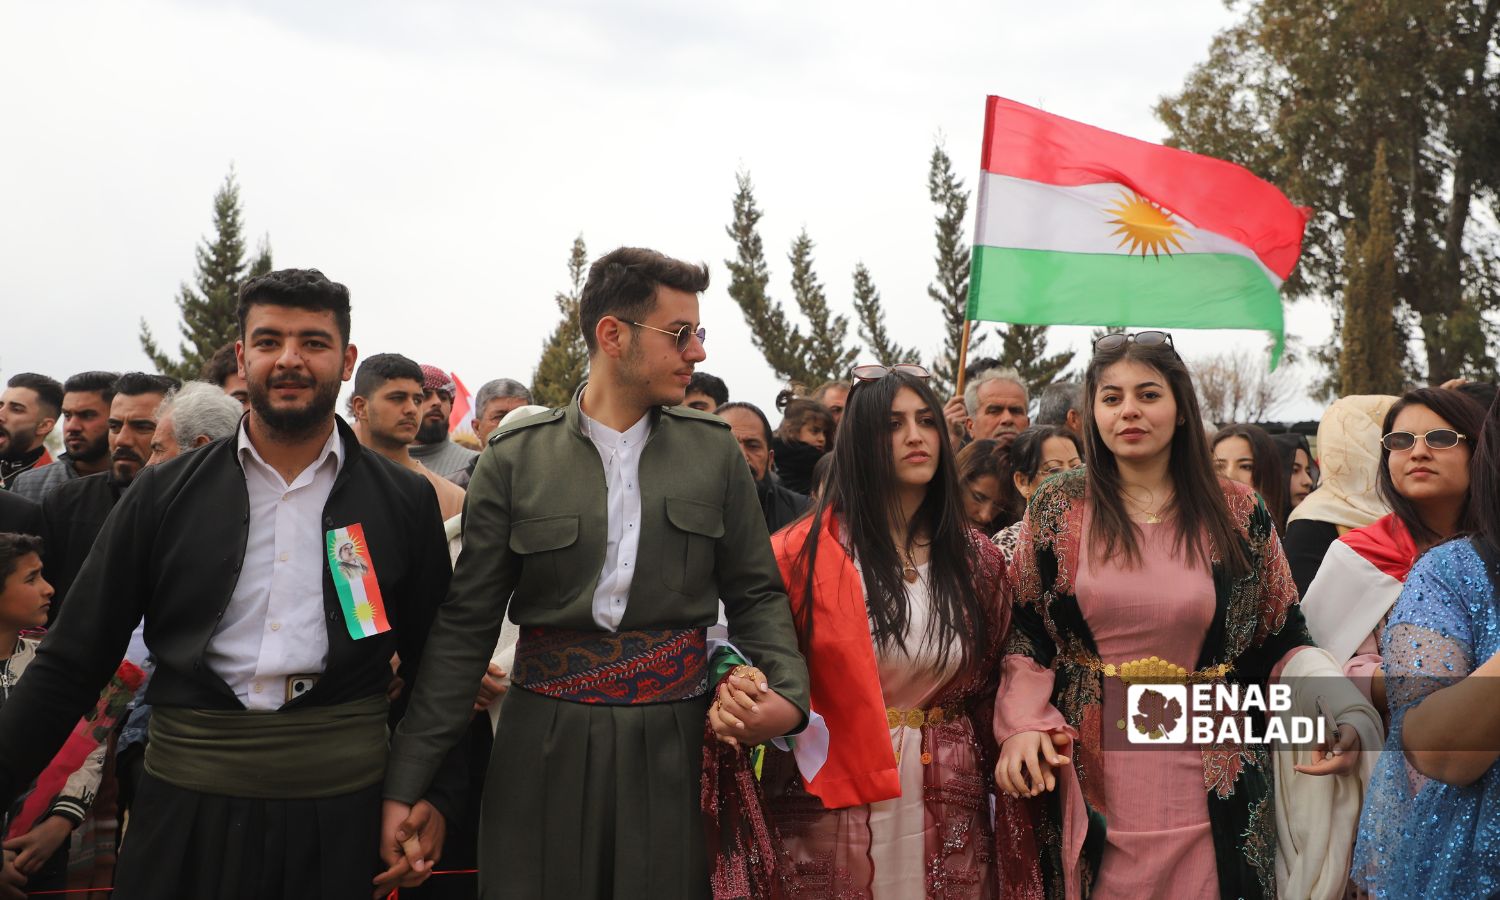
145, 694, 388, 799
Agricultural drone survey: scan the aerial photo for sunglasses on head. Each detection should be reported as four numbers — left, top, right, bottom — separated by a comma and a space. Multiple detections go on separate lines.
627, 320, 707, 353
1092, 330, 1175, 354
1381, 429, 1467, 452
850, 364, 932, 382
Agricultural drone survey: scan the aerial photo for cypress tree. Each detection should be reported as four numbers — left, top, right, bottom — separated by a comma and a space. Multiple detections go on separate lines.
140, 169, 270, 380
532, 235, 591, 407
927, 141, 979, 397
997, 324, 1075, 399
787, 230, 858, 383
1339, 142, 1404, 396
724, 172, 813, 385
851, 262, 918, 365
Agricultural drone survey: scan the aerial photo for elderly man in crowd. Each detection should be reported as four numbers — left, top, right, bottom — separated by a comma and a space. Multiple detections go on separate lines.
958, 366, 1030, 449
1035, 379, 1083, 434
469, 378, 533, 442
146, 382, 245, 466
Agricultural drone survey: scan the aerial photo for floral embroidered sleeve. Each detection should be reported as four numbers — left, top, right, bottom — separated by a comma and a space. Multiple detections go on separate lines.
995, 499, 1075, 746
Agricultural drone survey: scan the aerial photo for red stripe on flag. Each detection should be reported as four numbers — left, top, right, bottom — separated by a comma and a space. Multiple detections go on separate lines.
347, 523, 391, 632
448, 372, 473, 434
979, 96, 1310, 281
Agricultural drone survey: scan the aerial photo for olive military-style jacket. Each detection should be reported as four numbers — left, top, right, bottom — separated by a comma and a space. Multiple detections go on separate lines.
385, 390, 811, 805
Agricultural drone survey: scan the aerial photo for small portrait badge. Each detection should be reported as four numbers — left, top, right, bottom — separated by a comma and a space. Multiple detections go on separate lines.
326, 523, 391, 640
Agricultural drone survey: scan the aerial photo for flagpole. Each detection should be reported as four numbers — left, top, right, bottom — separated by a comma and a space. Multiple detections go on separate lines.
954, 319, 974, 397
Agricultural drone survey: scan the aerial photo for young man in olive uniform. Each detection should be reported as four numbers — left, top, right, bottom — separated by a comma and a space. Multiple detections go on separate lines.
384, 247, 810, 899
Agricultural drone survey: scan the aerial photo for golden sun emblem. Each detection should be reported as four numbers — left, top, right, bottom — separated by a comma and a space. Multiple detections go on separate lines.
1105, 190, 1189, 259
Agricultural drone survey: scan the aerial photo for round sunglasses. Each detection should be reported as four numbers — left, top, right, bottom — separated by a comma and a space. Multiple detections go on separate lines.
628, 320, 706, 353
1381, 429, 1467, 452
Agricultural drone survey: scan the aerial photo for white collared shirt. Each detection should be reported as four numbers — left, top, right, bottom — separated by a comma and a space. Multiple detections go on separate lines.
580, 409, 650, 631
203, 422, 344, 710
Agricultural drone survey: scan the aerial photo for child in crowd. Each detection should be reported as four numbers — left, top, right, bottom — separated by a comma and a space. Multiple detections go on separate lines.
0, 533, 102, 897
771, 392, 835, 495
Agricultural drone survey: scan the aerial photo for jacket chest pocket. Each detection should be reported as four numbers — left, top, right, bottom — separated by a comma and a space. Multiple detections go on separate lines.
509, 515, 579, 607
662, 497, 724, 595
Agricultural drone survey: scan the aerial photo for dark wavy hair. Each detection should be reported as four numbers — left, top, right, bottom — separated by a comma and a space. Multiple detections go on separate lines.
578, 247, 709, 354
792, 372, 988, 670
0, 533, 44, 586
1083, 340, 1250, 579
1377, 387, 1488, 548
1212, 424, 1290, 533
237, 268, 352, 346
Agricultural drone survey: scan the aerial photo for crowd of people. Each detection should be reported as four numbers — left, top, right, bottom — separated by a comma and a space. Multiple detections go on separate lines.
0, 246, 1494, 899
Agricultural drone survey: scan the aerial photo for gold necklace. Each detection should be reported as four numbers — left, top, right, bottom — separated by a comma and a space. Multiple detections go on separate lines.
899, 538, 929, 583
1121, 486, 1165, 524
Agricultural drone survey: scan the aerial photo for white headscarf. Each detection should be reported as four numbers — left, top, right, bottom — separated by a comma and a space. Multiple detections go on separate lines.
1287, 394, 1397, 530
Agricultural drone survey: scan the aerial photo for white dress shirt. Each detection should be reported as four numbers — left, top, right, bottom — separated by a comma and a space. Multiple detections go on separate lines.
580, 409, 650, 631
203, 423, 343, 710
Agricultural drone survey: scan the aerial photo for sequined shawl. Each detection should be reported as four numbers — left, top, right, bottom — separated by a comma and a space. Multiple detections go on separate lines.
1004, 469, 1309, 900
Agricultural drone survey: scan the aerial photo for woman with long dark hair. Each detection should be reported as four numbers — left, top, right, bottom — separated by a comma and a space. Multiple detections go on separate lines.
736, 364, 1031, 897
1212, 423, 1290, 533
1352, 393, 1500, 896
991, 425, 1083, 565
1270, 432, 1316, 512
993, 332, 1364, 900
1301, 387, 1487, 716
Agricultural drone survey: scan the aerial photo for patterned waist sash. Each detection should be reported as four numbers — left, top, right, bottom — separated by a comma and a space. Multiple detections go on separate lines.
512, 626, 709, 705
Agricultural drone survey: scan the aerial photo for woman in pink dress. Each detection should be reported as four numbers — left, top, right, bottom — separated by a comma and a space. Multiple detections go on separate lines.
993, 333, 1363, 900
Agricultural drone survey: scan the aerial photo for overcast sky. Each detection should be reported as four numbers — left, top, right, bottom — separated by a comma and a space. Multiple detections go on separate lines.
0, 0, 1334, 422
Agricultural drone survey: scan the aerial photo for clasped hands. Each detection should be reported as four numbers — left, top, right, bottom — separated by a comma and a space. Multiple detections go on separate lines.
708, 665, 802, 749
373, 799, 446, 898
996, 719, 1362, 800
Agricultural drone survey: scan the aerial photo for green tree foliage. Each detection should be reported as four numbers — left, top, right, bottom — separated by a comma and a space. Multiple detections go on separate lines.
140, 169, 272, 380
927, 142, 1073, 397
1156, 0, 1500, 384
1339, 143, 1407, 395
531, 234, 591, 407
927, 142, 981, 397
725, 172, 812, 384
996, 324, 1075, 400
787, 230, 858, 382
725, 173, 903, 387
852, 262, 918, 365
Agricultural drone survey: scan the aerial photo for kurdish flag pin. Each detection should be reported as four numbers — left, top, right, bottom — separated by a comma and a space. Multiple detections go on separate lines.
326, 523, 391, 640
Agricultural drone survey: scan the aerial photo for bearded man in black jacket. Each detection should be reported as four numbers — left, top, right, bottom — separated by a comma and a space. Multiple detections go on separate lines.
0, 269, 462, 900
716, 402, 808, 533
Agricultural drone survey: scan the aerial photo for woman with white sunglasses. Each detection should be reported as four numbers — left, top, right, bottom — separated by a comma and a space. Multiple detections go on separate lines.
1301, 386, 1489, 719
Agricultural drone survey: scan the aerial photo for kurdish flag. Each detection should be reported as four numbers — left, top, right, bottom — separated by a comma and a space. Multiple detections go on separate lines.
967, 96, 1310, 366
326, 523, 391, 640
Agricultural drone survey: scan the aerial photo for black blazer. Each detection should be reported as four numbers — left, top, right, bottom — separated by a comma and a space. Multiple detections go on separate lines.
0, 418, 461, 814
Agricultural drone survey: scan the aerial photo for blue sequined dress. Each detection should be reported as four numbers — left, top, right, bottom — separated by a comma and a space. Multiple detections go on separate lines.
1352, 538, 1500, 898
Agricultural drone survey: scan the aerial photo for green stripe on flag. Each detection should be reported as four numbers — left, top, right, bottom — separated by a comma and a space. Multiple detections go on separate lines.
966, 245, 1285, 367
